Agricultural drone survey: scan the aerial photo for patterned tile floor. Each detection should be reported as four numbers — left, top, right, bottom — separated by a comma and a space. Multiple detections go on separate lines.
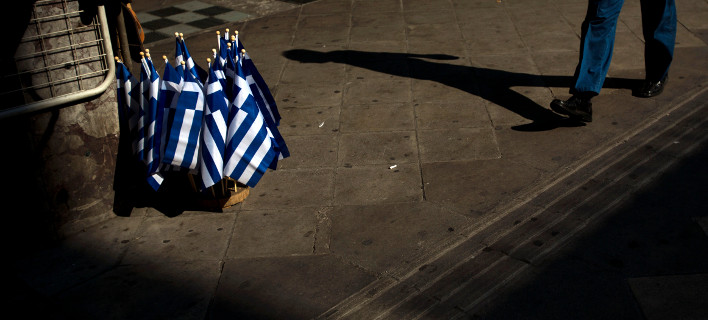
136, 1, 251, 44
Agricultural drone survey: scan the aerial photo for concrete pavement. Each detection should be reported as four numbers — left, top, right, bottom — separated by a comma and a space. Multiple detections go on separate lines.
11, 0, 708, 319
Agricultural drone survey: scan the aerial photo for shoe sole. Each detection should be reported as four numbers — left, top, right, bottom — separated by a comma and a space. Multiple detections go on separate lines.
550, 103, 592, 122
636, 89, 664, 98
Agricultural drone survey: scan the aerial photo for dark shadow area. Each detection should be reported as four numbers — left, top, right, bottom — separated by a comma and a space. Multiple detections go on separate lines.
282, 49, 644, 132
467, 139, 708, 318
0, 1, 36, 109
112, 165, 236, 218
0, 114, 59, 257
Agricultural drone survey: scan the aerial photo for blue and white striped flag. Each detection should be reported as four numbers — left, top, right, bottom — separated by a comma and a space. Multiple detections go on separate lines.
239, 49, 289, 167
233, 32, 244, 56
218, 36, 229, 68
133, 59, 147, 162
175, 34, 185, 67
223, 54, 277, 188
158, 56, 184, 173
217, 42, 236, 102
199, 62, 230, 190
163, 61, 205, 172
211, 50, 227, 96
115, 60, 141, 154
140, 54, 164, 190
240, 48, 281, 127
177, 34, 207, 87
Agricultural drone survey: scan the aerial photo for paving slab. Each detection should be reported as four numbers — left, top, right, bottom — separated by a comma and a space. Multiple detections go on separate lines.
340, 102, 415, 132
422, 158, 545, 216
209, 254, 376, 319
58, 261, 222, 320
242, 168, 335, 209
227, 207, 320, 258
276, 134, 338, 169
13, 216, 143, 296
328, 202, 470, 274
122, 213, 236, 264
333, 163, 423, 205
338, 131, 418, 165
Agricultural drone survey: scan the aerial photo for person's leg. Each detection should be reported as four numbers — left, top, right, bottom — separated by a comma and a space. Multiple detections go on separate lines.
572, 0, 625, 95
636, 0, 676, 97
551, 0, 624, 122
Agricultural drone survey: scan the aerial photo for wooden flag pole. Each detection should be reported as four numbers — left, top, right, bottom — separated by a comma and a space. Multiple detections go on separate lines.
187, 173, 198, 192
209, 185, 216, 198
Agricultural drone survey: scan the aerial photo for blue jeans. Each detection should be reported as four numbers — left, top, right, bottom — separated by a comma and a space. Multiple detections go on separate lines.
571, 0, 676, 95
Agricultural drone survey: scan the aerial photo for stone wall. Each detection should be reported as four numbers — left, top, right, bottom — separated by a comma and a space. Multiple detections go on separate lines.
1, 0, 122, 255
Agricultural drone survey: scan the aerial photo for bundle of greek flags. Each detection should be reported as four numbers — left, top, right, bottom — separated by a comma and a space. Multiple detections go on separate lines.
115, 31, 289, 192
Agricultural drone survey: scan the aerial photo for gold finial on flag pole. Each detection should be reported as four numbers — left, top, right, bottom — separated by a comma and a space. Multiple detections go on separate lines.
174, 32, 179, 37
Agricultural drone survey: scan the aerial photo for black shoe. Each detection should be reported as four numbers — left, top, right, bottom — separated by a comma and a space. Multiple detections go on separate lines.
550, 95, 592, 122
635, 75, 668, 98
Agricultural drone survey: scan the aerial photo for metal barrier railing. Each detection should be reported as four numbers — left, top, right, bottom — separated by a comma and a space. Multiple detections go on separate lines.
0, 0, 114, 120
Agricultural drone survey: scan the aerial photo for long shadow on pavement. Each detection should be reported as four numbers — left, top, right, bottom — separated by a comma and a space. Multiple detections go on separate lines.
282, 49, 642, 132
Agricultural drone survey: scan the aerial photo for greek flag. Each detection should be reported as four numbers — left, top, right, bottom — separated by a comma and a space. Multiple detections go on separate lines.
218, 35, 229, 67
240, 49, 281, 127
115, 60, 141, 156
240, 49, 289, 167
177, 35, 207, 86
162, 61, 205, 172
233, 32, 244, 55
175, 35, 185, 67
199, 63, 229, 190
223, 54, 277, 188
212, 48, 230, 101
217, 41, 236, 102
158, 57, 183, 172
140, 55, 164, 190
